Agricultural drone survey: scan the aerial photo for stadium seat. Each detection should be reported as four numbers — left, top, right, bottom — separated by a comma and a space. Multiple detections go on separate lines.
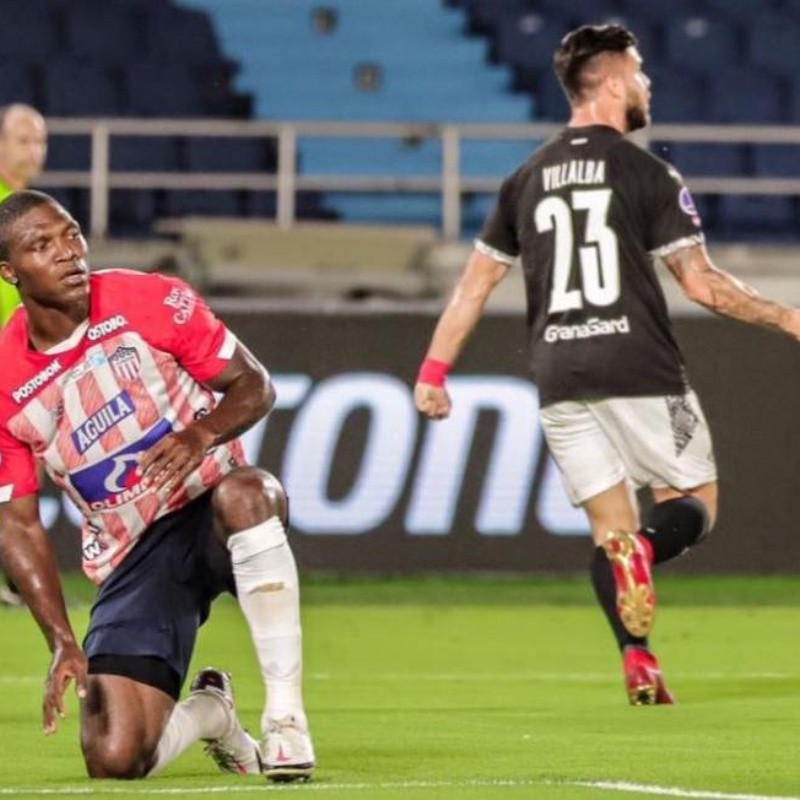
662, 144, 748, 178
0, 61, 37, 107
717, 195, 796, 238
494, 13, 570, 72
747, 14, 800, 77
646, 65, 709, 123
42, 59, 123, 116
46, 136, 91, 171
111, 137, 181, 172
124, 60, 203, 117
64, 3, 141, 68
707, 69, 785, 124
462, 0, 530, 36
0, 1, 59, 61
752, 145, 800, 177
664, 15, 739, 74
164, 190, 243, 218
183, 137, 272, 172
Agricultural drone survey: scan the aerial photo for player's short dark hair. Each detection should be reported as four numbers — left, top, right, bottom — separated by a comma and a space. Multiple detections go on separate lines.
0, 189, 59, 261
553, 24, 638, 102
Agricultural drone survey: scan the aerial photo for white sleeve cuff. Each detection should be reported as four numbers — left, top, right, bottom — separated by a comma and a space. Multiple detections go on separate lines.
649, 233, 705, 259
475, 239, 517, 267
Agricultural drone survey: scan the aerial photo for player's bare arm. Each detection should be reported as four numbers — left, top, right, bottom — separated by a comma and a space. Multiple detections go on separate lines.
415, 249, 509, 420
663, 243, 800, 340
138, 342, 274, 492
0, 494, 87, 734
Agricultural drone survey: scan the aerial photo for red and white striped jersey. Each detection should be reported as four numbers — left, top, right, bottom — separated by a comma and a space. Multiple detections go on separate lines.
0, 270, 247, 584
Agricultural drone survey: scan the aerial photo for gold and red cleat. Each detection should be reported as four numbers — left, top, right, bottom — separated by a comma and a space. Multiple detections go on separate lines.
602, 530, 656, 638
623, 646, 675, 706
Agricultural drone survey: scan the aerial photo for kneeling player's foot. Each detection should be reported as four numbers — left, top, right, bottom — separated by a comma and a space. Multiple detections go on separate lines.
623, 646, 675, 706
263, 715, 315, 783
189, 668, 263, 775
603, 530, 655, 638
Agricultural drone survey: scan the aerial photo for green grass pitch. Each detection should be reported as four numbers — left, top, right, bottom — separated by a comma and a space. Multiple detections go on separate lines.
0, 574, 798, 800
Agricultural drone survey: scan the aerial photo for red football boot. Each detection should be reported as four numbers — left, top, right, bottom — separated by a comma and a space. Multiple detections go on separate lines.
623, 646, 675, 706
602, 530, 656, 638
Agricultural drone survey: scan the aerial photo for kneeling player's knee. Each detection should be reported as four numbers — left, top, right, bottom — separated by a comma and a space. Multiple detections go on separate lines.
213, 468, 288, 530
82, 737, 151, 780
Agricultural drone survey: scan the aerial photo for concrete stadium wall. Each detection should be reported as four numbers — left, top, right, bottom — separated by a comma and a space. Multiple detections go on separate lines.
47, 310, 800, 576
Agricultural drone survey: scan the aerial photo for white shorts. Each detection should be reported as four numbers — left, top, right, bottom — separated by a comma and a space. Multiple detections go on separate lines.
539, 392, 718, 505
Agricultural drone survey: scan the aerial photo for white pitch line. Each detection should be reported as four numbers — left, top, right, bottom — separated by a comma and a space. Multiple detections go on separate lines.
0, 672, 792, 687
0, 779, 798, 799
305, 672, 793, 682
571, 780, 800, 800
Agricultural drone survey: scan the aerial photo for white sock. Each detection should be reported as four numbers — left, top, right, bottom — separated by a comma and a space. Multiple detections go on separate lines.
227, 518, 307, 737
147, 692, 229, 776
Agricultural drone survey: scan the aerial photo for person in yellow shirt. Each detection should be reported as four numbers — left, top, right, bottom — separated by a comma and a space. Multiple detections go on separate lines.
0, 104, 47, 605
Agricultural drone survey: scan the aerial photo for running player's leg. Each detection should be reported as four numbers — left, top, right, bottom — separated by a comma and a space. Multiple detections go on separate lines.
211, 467, 314, 782
541, 400, 670, 704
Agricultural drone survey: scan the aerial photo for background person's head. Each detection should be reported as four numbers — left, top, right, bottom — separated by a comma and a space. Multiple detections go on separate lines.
554, 24, 650, 132
0, 105, 48, 191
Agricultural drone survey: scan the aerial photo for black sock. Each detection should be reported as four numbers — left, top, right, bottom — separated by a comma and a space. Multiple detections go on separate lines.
590, 546, 648, 652
639, 496, 709, 565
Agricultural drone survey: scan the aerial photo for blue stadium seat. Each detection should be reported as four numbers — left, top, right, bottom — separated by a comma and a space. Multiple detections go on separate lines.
46, 136, 91, 171
42, 59, 122, 116
143, 6, 222, 67
164, 191, 243, 218
647, 65, 708, 123
462, 0, 530, 36
495, 13, 570, 72
747, 14, 799, 77
124, 60, 203, 117
183, 137, 271, 172
752, 145, 800, 177
327, 193, 442, 226
707, 69, 785, 124
662, 144, 747, 177
664, 15, 739, 74
717, 195, 796, 238
538, 0, 628, 26
0, 61, 37, 107
111, 137, 180, 171
64, 3, 141, 67
0, 1, 59, 61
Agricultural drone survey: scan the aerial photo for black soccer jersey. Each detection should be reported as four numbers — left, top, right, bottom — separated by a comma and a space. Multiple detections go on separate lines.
478, 124, 704, 407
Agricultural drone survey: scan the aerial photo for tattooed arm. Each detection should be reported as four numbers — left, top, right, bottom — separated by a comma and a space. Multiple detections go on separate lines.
662, 244, 800, 340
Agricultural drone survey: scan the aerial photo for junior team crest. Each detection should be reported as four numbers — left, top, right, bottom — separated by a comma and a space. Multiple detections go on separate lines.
109, 346, 141, 382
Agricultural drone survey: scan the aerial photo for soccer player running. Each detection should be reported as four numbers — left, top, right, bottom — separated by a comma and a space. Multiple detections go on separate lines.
0, 104, 48, 607
0, 191, 314, 779
415, 25, 800, 704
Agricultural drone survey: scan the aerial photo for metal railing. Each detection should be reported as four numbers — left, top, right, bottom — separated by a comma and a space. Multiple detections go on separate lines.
40, 118, 800, 240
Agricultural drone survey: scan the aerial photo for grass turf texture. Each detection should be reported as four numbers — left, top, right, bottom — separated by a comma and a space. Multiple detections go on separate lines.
0, 574, 798, 800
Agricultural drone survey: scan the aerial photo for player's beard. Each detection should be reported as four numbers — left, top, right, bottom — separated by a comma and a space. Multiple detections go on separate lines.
625, 101, 648, 133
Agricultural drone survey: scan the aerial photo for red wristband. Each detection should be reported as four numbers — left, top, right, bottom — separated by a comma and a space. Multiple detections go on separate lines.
417, 357, 450, 387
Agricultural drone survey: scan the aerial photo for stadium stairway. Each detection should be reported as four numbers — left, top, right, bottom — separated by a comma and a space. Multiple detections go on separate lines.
179, 0, 537, 233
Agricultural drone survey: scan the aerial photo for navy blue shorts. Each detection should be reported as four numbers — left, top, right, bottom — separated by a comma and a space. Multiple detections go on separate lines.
83, 492, 235, 694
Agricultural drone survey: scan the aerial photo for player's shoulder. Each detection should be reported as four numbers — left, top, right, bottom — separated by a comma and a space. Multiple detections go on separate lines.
0, 310, 43, 405
92, 269, 197, 318
608, 137, 681, 182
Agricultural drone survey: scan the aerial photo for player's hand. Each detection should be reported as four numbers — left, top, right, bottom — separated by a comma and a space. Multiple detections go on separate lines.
43, 641, 87, 735
138, 427, 215, 494
414, 382, 452, 420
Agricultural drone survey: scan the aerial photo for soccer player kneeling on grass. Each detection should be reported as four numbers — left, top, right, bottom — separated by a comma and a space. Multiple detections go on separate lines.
415, 25, 800, 705
0, 191, 314, 781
